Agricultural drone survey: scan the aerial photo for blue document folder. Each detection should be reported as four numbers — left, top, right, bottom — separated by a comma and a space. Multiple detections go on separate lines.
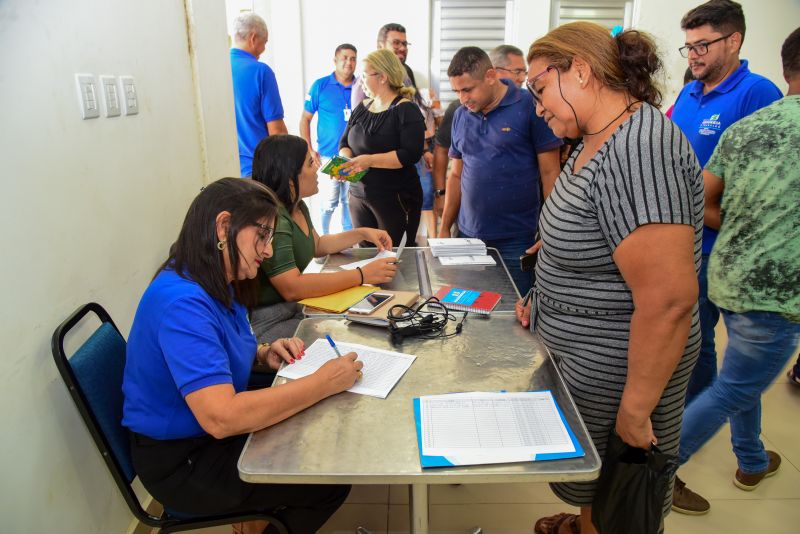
413, 390, 585, 468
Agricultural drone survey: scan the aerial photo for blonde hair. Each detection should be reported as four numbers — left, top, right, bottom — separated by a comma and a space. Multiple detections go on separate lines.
364, 49, 416, 100
527, 21, 663, 107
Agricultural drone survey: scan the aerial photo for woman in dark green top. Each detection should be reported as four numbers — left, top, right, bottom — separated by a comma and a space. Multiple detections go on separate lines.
250, 134, 398, 342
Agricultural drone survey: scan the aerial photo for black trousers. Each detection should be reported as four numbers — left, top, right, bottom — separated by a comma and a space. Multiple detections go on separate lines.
130, 432, 349, 533
349, 185, 422, 247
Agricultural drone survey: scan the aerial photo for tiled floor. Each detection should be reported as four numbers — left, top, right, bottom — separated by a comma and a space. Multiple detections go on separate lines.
185, 324, 800, 534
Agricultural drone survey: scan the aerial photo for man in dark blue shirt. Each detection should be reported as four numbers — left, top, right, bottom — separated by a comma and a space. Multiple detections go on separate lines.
670, 0, 782, 415
299, 44, 357, 234
440, 46, 562, 295
229, 13, 288, 176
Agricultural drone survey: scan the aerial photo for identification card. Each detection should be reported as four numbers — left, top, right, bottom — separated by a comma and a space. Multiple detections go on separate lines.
343, 108, 351, 121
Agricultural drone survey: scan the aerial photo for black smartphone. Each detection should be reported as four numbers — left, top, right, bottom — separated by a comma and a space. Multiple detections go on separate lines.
520, 252, 538, 272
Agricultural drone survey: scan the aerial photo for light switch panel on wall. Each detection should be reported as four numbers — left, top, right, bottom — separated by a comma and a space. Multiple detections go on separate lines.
119, 76, 139, 116
75, 73, 100, 119
99, 75, 121, 117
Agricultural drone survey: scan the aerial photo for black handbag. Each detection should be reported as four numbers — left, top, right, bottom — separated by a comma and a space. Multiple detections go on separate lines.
592, 430, 679, 534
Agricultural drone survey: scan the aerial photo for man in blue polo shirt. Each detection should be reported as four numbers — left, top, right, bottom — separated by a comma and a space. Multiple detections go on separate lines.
439, 46, 562, 295
671, 0, 782, 408
299, 44, 357, 234
230, 13, 288, 176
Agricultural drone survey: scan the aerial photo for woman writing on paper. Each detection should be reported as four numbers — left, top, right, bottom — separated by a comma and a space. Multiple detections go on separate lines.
123, 178, 362, 533
250, 134, 398, 342
338, 48, 426, 246
516, 23, 702, 533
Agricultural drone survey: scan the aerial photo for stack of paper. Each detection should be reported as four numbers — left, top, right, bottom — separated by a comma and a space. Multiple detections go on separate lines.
413, 391, 584, 467
428, 238, 486, 257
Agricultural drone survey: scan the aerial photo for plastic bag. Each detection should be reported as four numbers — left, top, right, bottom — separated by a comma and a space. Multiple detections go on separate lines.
592, 430, 679, 534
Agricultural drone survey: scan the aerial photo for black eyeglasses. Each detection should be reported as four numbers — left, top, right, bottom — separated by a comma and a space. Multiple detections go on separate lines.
496, 66, 527, 77
526, 65, 556, 106
253, 223, 275, 246
678, 33, 733, 58
388, 39, 410, 48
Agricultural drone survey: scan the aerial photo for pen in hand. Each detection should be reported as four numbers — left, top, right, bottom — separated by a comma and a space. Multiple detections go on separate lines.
325, 334, 343, 358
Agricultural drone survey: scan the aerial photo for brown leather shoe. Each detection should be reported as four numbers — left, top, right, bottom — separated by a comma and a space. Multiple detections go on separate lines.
734, 450, 781, 491
671, 475, 710, 515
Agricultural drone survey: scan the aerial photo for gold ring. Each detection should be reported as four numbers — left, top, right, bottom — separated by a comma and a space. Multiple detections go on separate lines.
357, 370, 363, 380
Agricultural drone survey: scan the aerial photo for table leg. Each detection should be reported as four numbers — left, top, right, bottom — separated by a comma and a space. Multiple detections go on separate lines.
409, 483, 429, 534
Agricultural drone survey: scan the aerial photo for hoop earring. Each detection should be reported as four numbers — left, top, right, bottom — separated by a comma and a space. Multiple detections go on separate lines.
217, 240, 226, 251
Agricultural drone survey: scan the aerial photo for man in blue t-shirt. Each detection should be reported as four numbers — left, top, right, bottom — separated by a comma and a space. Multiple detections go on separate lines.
670, 0, 782, 412
299, 44, 357, 235
229, 13, 288, 176
439, 46, 562, 296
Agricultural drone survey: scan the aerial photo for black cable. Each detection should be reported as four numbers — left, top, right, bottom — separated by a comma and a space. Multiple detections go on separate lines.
387, 296, 467, 342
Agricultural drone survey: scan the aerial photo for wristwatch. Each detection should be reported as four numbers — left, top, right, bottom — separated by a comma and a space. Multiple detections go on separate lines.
433, 189, 446, 198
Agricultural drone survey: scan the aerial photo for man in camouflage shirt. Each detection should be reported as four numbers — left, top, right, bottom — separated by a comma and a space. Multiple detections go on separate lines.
673, 27, 800, 514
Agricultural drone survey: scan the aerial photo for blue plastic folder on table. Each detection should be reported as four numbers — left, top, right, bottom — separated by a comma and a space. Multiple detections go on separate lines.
413, 391, 585, 468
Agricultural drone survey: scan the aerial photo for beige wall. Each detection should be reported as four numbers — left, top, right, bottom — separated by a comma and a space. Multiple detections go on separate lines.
0, 0, 237, 532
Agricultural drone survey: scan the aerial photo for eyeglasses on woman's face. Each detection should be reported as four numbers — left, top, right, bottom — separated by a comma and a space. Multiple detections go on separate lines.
252, 222, 275, 248
526, 65, 557, 107
678, 33, 733, 58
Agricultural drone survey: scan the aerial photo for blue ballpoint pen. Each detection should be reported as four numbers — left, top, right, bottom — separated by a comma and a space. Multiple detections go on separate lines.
325, 335, 343, 357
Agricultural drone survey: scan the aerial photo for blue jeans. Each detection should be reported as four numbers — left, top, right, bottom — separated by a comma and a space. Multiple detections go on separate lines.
459, 231, 534, 296
416, 160, 434, 211
678, 309, 800, 473
686, 253, 720, 404
320, 178, 352, 235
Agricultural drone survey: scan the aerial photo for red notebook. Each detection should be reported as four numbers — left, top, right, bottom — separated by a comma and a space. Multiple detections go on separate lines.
433, 286, 502, 315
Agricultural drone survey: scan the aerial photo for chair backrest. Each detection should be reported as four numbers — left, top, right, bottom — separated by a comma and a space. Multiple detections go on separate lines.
51, 303, 148, 520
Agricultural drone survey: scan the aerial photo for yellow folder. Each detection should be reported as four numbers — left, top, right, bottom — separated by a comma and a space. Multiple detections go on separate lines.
298, 285, 377, 314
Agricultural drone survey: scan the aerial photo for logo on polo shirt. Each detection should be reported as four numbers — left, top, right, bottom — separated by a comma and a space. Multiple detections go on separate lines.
699, 113, 722, 136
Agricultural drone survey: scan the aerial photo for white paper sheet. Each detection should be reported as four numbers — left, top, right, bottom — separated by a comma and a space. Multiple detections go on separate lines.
419, 391, 577, 464
438, 255, 496, 266
276, 339, 416, 398
339, 249, 397, 270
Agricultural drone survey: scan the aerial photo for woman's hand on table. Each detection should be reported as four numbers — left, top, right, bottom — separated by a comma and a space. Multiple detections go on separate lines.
515, 298, 532, 328
359, 228, 392, 251
615, 403, 657, 450
515, 240, 541, 328
317, 351, 364, 394
260, 337, 305, 370
361, 257, 398, 284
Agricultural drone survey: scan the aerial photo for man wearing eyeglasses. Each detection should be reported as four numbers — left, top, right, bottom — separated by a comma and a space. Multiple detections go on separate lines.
670, 0, 782, 516
489, 45, 528, 87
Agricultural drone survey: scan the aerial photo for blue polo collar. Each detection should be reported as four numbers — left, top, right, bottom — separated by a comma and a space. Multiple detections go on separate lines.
470, 78, 520, 116
689, 59, 751, 97
327, 72, 355, 88
230, 47, 257, 60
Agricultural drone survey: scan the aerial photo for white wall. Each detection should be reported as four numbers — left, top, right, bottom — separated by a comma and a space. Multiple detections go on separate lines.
0, 1, 237, 532
634, 0, 798, 104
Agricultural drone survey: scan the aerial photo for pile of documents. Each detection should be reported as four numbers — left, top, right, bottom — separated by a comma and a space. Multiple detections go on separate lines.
428, 238, 486, 257
428, 238, 494, 265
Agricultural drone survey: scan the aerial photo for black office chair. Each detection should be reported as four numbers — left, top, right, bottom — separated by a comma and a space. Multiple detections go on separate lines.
51, 302, 289, 534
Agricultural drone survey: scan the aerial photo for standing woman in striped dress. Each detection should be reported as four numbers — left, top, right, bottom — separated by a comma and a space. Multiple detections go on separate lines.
516, 22, 703, 534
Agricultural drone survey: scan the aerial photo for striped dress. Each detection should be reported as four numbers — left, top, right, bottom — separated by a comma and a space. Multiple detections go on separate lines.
534, 103, 703, 512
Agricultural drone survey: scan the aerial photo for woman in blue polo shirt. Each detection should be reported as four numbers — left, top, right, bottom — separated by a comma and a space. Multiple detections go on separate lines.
122, 178, 362, 533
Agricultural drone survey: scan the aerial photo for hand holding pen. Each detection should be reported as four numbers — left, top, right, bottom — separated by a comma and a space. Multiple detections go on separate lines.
323, 335, 364, 387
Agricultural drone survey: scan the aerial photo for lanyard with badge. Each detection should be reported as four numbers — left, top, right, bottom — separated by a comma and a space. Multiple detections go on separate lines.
342, 83, 352, 122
